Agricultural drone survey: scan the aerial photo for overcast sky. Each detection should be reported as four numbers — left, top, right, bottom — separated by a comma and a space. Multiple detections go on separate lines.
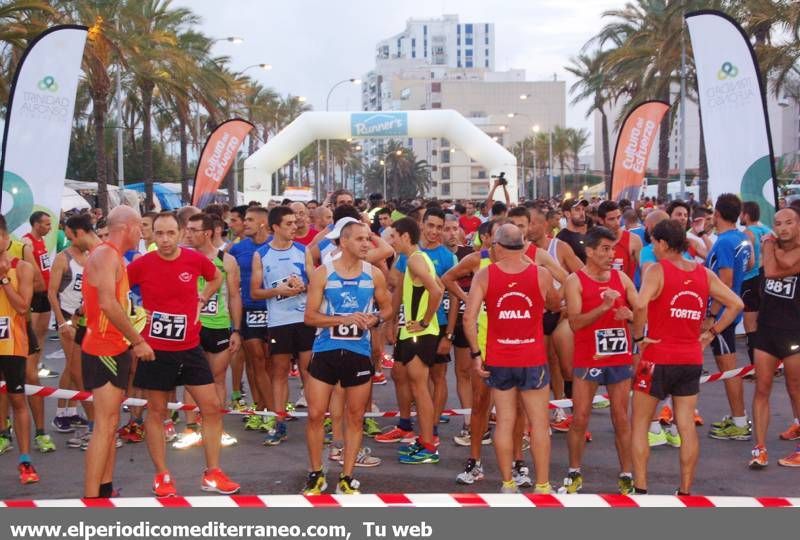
174, 0, 624, 155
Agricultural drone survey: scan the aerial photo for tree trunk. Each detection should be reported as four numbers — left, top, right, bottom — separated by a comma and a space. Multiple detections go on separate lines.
601, 109, 611, 195
179, 112, 189, 205
559, 157, 566, 195
225, 165, 236, 207
698, 104, 709, 206
657, 88, 670, 202
92, 90, 110, 213
140, 81, 155, 210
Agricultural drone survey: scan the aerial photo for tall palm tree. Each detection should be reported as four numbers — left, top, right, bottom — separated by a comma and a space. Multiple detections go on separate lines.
551, 126, 571, 195
566, 127, 590, 174
0, 0, 54, 103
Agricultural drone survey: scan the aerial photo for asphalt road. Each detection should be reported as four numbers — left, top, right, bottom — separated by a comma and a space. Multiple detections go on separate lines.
1, 334, 798, 500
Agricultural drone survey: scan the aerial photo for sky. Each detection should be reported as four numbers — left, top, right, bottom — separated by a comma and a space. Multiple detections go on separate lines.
173, 0, 625, 155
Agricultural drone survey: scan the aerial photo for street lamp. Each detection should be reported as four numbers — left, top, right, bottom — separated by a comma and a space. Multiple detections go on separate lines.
325, 78, 362, 194
213, 36, 244, 44
377, 149, 403, 199
241, 63, 272, 74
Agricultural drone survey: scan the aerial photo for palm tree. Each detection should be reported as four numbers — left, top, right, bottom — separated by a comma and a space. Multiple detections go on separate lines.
566, 128, 590, 174
551, 126, 571, 195
0, 0, 54, 103
364, 141, 430, 199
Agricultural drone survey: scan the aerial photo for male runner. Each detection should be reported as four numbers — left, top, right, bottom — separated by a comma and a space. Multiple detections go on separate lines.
291, 202, 318, 246
556, 198, 589, 264
560, 226, 637, 494
303, 220, 393, 494
632, 219, 743, 495
389, 217, 443, 464
739, 201, 772, 365
597, 200, 642, 281
706, 194, 753, 441
251, 206, 315, 446
81, 206, 153, 498
175, 213, 243, 449
749, 208, 800, 467
0, 215, 37, 483
127, 212, 239, 496
464, 224, 560, 494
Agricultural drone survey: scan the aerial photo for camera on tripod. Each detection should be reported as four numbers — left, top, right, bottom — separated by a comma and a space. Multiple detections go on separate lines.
491, 172, 507, 186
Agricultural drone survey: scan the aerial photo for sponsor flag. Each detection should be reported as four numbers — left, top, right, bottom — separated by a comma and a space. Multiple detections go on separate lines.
686, 10, 778, 224
609, 101, 669, 202
192, 119, 253, 207
0, 25, 88, 249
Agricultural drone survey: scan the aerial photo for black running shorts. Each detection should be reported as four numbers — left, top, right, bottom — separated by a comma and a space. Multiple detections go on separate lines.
133, 346, 213, 391
309, 349, 374, 388
82, 350, 132, 391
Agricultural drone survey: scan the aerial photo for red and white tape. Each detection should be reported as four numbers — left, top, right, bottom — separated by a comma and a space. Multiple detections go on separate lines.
1, 493, 798, 508
0, 363, 779, 419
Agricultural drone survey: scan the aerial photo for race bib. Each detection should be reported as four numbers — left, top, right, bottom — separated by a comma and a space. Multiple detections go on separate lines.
200, 294, 219, 315
246, 310, 269, 328
73, 273, 83, 292
397, 305, 406, 327
595, 328, 628, 356
611, 258, 624, 272
271, 275, 293, 302
331, 318, 365, 340
149, 312, 187, 341
764, 276, 797, 300
459, 299, 466, 314
39, 252, 51, 270
442, 291, 450, 313
0, 316, 9, 340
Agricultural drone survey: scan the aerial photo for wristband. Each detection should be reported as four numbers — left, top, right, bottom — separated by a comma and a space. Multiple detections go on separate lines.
58, 321, 73, 329
419, 320, 429, 329
633, 336, 645, 344
231, 329, 241, 334
470, 350, 482, 359
445, 333, 455, 341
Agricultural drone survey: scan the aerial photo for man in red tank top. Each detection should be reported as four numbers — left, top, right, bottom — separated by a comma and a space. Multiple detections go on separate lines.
463, 224, 561, 494
632, 220, 743, 496
561, 226, 638, 495
598, 201, 641, 281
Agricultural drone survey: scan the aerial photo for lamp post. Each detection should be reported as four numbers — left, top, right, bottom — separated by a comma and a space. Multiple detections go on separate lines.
240, 63, 272, 75
325, 78, 361, 195
507, 112, 538, 200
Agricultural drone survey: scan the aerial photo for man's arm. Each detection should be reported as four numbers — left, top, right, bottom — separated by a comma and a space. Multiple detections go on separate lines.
47, 252, 69, 327
441, 252, 480, 305
763, 236, 800, 278
223, 254, 242, 331
535, 248, 568, 285
1, 260, 33, 313
629, 232, 643, 267
463, 268, 490, 378
366, 233, 394, 264
250, 251, 301, 300
702, 269, 745, 347
407, 253, 442, 328
538, 266, 560, 312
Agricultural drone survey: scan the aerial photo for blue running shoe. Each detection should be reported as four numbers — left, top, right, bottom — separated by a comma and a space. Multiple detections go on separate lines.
399, 446, 439, 464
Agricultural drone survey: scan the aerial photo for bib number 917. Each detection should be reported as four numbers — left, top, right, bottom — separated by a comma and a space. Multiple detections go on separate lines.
149, 312, 187, 341
595, 328, 628, 356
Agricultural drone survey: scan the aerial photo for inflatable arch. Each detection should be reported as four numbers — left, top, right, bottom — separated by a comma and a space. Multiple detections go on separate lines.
243, 110, 517, 203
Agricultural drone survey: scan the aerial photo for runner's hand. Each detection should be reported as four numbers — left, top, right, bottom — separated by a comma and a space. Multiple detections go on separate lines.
133, 340, 155, 361
613, 307, 633, 321
637, 336, 660, 354
405, 320, 424, 333
699, 330, 715, 349
601, 289, 620, 308
228, 331, 242, 354
275, 283, 300, 297
58, 323, 76, 341
473, 357, 490, 378
0, 258, 9, 279
436, 335, 452, 356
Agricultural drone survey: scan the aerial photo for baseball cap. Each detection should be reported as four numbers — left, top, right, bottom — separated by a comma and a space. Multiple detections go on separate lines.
560, 198, 589, 213
369, 192, 383, 202
325, 217, 360, 240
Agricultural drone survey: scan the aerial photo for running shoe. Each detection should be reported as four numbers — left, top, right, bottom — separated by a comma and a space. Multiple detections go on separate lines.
372, 373, 387, 385
263, 422, 288, 446
152, 472, 177, 498
381, 353, 395, 369
397, 440, 423, 456
375, 426, 416, 444
550, 414, 572, 433
201, 468, 240, 494
592, 397, 611, 409
295, 391, 308, 409
533, 483, 554, 494
665, 430, 682, 448
512, 460, 532, 488
172, 430, 202, 450
398, 446, 439, 464
341, 447, 381, 468
34, 434, 56, 453
289, 367, 300, 378
362, 418, 381, 437
501, 480, 520, 494
618, 474, 634, 495
694, 410, 704, 426
51, 416, 75, 433
711, 415, 734, 430
118, 421, 144, 443
439, 414, 450, 424
521, 433, 530, 452
69, 415, 89, 428
18, 462, 39, 484
336, 474, 361, 494
0, 436, 12, 455
709, 422, 752, 441
557, 471, 583, 494
81, 434, 121, 451
303, 470, 327, 495
170, 411, 180, 424
68, 429, 91, 449
163, 420, 178, 442
328, 444, 343, 462
221, 432, 238, 447
456, 458, 484, 485
244, 414, 264, 431
260, 415, 277, 432
749, 445, 768, 469
658, 405, 673, 425
648, 428, 668, 447
778, 447, 800, 467
453, 428, 471, 446
779, 423, 800, 441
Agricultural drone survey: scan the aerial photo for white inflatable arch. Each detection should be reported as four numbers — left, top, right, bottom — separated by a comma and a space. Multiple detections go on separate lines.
243, 109, 517, 203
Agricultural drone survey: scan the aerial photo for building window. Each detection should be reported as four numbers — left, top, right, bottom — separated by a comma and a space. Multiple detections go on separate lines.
441, 149, 450, 163
485, 36, 489, 45
485, 23, 489, 33
457, 24, 461, 34
485, 59, 489, 67
441, 183, 450, 196
465, 23, 473, 33
457, 37, 460, 46
465, 60, 473, 68
466, 37, 473, 45
431, 82, 441, 92
424, 25, 427, 35
441, 167, 450, 180
412, 51, 415, 58
471, 183, 489, 197
440, 137, 450, 147
466, 49, 473, 56
485, 48, 489, 56
457, 60, 462, 68
412, 38, 415, 47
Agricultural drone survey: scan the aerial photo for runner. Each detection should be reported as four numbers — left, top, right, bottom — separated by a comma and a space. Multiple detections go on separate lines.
749, 208, 800, 468
0, 215, 38, 484
251, 206, 315, 446
127, 212, 239, 496
302, 220, 393, 494
739, 201, 772, 365
560, 226, 637, 494
464, 223, 560, 493
290, 202, 318, 246
389, 217, 443, 464
632, 219, 743, 495
175, 213, 243, 450
705, 194, 754, 441
597, 200, 642, 281
556, 198, 589, 264
81, 206, 153, 498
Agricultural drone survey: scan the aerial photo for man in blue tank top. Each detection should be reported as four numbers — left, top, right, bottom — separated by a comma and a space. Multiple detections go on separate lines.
251, 206, 315, 446
739, 201, 772, 364
302, 220, 392, 495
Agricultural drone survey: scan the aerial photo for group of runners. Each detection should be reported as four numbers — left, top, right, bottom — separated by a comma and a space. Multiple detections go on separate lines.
1, 178, 798, 498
